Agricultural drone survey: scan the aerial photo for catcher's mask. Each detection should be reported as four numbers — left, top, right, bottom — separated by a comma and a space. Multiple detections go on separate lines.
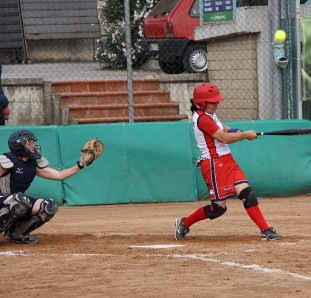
8, 130, 41, 159
193, 83, 224, 110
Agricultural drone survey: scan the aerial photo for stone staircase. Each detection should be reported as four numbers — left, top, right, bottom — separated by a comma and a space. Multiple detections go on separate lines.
51, 78, 188, 124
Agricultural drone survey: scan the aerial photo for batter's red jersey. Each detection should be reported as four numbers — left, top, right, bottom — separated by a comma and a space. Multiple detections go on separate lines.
192, 110, 248, 201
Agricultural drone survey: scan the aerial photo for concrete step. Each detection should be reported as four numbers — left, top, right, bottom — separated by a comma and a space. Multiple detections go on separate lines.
52, 78, 161, 93
52, 78, 188, 124
74, 115, 188, 124
58, 90, 170, 106
67, 103, 180, 119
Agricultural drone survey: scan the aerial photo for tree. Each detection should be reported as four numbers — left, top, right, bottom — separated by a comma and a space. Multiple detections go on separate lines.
97, 0, 159, 69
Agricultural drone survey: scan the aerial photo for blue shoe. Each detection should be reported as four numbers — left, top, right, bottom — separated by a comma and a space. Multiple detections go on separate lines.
5, 231, 38, 244
261, 227, 282, 241
175, 217, 190, 240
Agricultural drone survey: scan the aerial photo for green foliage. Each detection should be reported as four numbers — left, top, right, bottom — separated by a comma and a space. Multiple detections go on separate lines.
97, 0, 159, 69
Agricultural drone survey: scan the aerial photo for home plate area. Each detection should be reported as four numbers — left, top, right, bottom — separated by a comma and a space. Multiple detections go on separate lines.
1, 198, 310, 297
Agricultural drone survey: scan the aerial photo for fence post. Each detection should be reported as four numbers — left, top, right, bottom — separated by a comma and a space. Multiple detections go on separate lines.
294, 0, 302, 118
124, 0, 134, 122
269, 0, 284, 119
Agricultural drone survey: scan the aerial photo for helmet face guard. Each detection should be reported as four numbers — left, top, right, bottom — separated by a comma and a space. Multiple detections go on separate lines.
8, 130, 41, 159
193, 83, 224, 110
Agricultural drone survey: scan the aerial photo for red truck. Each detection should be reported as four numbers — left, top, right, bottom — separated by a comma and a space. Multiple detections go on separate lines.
141, 0, 207, 74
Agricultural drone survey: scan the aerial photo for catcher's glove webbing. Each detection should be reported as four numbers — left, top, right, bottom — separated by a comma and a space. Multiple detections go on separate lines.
77, 138, 104, 168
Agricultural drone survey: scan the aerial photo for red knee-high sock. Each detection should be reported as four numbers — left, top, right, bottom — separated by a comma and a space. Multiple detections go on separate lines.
183, 206, 207, 227
245, 205, 269, 230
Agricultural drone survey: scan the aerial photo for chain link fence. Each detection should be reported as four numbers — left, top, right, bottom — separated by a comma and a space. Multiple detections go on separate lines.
0, 0, 310, 126
301, 3, 311, 119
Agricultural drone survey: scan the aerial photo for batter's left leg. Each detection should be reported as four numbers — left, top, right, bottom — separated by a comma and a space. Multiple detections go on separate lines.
238, 187, 282, 240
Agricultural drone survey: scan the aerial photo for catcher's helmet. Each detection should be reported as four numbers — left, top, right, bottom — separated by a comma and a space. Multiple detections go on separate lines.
193, 83, 224, 110
8, 129, 41, 159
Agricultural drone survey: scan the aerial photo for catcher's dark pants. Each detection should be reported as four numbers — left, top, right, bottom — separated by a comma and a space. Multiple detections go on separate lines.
0, 193, 38, 221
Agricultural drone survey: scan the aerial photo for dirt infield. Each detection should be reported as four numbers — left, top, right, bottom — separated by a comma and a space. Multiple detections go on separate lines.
1, 196, 310, 297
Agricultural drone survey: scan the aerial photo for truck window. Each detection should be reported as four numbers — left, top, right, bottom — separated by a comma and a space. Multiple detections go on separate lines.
149, 0, 180, 17
190, 0, 199, 17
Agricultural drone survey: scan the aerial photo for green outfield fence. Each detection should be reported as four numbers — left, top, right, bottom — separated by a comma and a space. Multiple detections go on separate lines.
0, 120, 310, 206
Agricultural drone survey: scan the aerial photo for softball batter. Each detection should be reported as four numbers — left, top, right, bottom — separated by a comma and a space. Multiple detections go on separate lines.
175, 83, 282, 241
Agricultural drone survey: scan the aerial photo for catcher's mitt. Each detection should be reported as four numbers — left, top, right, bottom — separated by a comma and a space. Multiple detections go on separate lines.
79, 138, 104, 167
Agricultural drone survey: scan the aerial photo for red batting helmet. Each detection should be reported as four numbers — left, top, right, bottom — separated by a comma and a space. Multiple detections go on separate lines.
193, 83, 224, 110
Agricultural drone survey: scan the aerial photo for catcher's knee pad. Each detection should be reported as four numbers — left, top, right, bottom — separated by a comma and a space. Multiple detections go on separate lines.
9, 192, 32, 217
37, 199, 59, 223
238, 187, 258, 209
9, 198, 59, 240
0, 193, 32, 233
204, 202, 227, 219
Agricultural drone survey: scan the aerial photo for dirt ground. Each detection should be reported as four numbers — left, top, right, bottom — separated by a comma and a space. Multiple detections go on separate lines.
0, 196, 310, 298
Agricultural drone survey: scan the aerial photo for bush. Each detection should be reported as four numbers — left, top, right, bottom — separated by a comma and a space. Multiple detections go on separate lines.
97, 0, 158, 69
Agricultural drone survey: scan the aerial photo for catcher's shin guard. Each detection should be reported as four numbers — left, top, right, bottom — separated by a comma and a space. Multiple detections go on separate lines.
0, 193, 32, 234
9, 198, 58, 241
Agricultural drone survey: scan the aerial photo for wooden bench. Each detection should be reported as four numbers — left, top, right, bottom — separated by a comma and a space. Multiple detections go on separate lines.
0, 0, 100, 63
21, 0, 100, 40
0, 0, 25, 62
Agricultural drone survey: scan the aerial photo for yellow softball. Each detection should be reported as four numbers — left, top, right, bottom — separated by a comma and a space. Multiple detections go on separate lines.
274, 30, 286, 43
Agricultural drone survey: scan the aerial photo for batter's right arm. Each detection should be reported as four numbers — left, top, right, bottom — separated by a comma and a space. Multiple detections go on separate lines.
213, 129, 257, 144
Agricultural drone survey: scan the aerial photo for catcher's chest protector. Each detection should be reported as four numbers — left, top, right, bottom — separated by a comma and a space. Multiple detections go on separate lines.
0, 153, 37, 194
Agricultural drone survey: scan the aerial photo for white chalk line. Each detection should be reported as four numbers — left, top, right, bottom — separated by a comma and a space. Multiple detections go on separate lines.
1, 250, 310, 281
94, 232, 133, 237
130, 244, 185, 249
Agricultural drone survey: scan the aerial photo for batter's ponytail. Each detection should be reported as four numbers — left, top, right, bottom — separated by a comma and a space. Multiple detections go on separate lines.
190, 98, 198, 114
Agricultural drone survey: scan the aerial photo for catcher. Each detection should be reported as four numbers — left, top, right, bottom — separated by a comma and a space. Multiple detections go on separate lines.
0, 129, 104, 244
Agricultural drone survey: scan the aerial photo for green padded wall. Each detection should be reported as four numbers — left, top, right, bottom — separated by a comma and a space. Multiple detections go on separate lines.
58, 122, 198, 205
2, 120, 311, 205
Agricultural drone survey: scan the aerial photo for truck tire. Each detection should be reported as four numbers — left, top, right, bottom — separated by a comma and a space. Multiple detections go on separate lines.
183, 44, 208, 73
158, 58, 184, 74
